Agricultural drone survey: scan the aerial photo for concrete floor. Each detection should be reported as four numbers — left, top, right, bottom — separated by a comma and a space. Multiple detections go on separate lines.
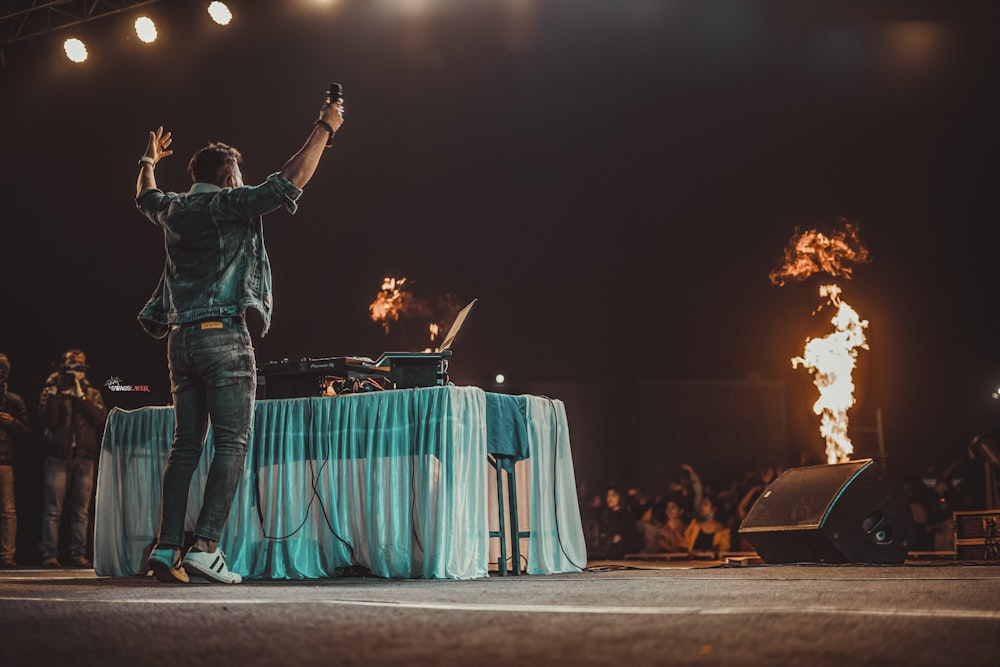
1, 559, 998, 667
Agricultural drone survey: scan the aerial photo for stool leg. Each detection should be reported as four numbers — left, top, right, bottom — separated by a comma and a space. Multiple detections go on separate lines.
508, 466, 522, 575
494, 461, 508, 576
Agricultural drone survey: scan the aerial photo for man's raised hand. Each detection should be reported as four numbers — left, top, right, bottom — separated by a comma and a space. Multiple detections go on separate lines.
145, 126, 174, 165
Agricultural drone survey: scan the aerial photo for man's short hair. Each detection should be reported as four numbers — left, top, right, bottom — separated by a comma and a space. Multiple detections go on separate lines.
188, 142, 243, 186
60, 349, 87, 370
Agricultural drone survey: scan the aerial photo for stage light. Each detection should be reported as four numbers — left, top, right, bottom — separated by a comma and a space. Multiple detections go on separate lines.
208, 2, 233, 26
495, 374, 506, 385
63, 38, 88, 63
134, 17, 157, 43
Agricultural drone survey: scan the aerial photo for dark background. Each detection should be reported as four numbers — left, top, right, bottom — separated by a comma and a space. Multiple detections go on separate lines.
1, 0, 998, 494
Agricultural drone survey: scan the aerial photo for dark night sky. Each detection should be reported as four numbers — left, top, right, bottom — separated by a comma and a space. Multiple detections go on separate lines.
1, 0, 998, 479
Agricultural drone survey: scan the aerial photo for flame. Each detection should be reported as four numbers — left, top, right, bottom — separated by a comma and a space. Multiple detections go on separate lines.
770, 220, 870, 286
423, 323, 440, 352
369, 277, 460, 348
369, 277, 410, 333
771, 220, 872, 464
792, 284, 869, 464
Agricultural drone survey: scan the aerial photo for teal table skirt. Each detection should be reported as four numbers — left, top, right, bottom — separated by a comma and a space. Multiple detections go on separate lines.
94, 385, 586, 579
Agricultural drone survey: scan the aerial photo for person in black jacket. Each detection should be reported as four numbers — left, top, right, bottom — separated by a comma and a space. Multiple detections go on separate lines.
0, 353, 29, 568
599, 487, 642, 559
38, 349, 107, 568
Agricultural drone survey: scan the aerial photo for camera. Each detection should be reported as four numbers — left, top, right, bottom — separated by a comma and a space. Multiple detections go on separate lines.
56, 371, 77, 391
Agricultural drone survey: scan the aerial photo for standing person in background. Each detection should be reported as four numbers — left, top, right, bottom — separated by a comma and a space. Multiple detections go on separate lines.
38, 349, 107, 568
0, 353, 29, 568
136, 88, 345, 584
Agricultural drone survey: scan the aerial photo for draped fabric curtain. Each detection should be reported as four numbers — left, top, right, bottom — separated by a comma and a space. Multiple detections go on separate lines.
525, 396, 587, 574
484, 396, 589, 575
94, 386, 585, 579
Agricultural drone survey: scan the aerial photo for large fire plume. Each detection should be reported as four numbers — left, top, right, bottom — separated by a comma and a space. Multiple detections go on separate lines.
792, 284, 869, 463
772, 220, 872, 464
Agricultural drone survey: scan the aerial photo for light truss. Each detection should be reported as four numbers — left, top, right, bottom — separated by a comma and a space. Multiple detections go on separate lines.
0, 0, 162, 47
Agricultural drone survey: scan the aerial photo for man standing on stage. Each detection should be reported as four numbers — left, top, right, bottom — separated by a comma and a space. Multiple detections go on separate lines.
0, 353, 29, 568
136, 89, 344, 584
38, 349, 107, 568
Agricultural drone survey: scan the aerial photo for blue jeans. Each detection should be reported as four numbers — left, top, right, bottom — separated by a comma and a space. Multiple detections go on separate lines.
157, 319, 256, 547
0, 464, 15, 562
41, 456, 95, 560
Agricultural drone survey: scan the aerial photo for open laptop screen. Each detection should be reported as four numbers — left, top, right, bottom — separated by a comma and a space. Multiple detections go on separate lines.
438, 298, 477, 352
374, 298, 477, 367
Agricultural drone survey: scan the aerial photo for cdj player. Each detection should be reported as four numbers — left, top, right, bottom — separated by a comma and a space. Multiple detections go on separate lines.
256, 356, 390, 399
257, 299, 476, 399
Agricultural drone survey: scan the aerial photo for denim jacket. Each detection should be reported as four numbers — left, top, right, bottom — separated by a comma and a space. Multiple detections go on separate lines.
135, 172, 303, 339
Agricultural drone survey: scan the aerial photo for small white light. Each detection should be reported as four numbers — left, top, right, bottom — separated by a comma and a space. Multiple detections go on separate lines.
64, 38, 88, 63
135, 17, 157, 43
495, 374, 505, 384
208, 2, 233, 26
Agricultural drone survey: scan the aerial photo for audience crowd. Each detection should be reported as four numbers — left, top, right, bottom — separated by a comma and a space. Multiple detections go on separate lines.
579, 454, 994, 560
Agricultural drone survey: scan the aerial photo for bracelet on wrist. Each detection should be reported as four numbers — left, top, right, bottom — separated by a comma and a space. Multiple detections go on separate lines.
315, 119, 335, 137
138, 156, 155, 168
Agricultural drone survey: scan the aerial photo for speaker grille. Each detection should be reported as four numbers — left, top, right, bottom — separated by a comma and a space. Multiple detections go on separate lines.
738, 459, 913, 563
741, 460, 870, 532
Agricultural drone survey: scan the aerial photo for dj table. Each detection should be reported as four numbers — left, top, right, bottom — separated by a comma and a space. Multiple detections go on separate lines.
93, 385, 586, 579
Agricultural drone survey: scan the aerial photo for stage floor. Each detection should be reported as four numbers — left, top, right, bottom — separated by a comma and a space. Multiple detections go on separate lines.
2, 558, 998, 666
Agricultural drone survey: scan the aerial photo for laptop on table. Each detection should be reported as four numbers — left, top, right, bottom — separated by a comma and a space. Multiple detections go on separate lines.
375, 298, 477, 388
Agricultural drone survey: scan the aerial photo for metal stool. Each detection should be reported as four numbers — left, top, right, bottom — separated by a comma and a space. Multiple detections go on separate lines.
488, 454, 530, 575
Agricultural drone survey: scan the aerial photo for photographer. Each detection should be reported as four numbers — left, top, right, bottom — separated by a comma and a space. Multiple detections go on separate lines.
0, 353, 29, 568
38, 349, 107, 568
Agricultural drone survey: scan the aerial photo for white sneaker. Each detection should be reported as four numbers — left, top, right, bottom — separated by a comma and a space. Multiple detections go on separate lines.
182, 548, 242, 584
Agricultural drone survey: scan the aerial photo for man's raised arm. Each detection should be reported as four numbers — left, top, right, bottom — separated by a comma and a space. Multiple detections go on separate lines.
281, 99, 344, 188
136, 125, 173, 198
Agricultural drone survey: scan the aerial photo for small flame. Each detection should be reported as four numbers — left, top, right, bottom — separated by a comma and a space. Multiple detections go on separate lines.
369, 277, 410, 333
792, 284, 869, 464
369, 277, 459, 348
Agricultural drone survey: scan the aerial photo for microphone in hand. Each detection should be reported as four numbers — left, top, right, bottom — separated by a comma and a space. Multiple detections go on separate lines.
324, 83, 343, 147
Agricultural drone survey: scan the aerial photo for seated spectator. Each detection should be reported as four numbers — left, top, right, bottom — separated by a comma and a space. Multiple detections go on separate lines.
628, 486, 667, 553
656, 496, 689, 553
685, 495, 731, 557
599, 487, 641, 559
925, 479, 957, 552
733, 470, 770, 551
667, 463, 703, 520
626, 486, 653, 521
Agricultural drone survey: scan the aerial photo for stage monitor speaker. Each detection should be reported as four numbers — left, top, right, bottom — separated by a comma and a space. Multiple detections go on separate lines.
739, 459, 914, 564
